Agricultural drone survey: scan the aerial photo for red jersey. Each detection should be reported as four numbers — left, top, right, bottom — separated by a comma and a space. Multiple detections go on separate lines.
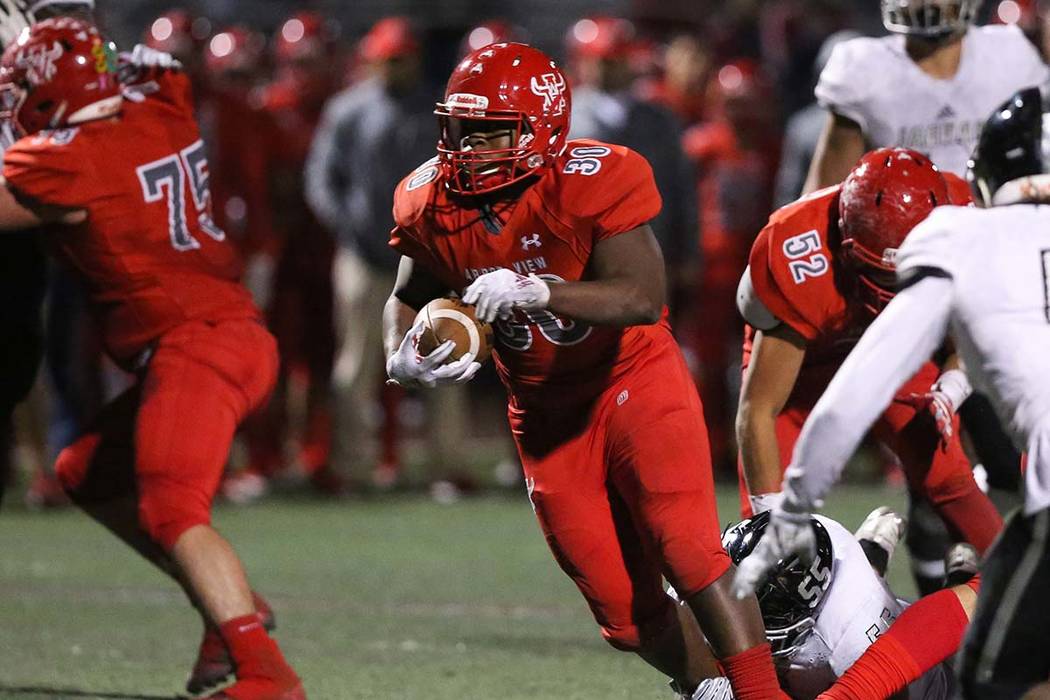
391, 139, 673, 404
742, 185, 869, 370
3, 72, 258, 369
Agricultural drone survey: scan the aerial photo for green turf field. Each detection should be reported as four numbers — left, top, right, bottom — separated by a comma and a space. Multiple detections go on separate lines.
0, 484, 912, 700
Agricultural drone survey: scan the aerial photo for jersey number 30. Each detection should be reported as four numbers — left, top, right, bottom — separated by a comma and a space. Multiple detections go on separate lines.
137, 139, 225, 252
494, 274, 592, 350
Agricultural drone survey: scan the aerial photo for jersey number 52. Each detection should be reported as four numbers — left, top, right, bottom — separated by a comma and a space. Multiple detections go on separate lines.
137, 139, 225, 252
783, 229, 829, 284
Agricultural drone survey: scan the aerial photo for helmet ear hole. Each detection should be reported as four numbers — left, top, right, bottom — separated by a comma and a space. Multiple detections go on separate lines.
874, 191, 882, 207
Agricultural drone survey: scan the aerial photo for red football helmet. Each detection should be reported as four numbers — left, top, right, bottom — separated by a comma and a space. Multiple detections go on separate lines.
839, 148, 950, 313
565, 16, 635, 60
144, 10, 208, 59
274, 12, 332, 64
0, 17, 121, 136
458, 19, 525, 57
359, 16, 419, 62
435, 42, 570, 195
206, 26, 265, 77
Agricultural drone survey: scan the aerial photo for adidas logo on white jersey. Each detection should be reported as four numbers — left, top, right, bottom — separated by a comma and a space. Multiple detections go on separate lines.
936, 104, 956, 120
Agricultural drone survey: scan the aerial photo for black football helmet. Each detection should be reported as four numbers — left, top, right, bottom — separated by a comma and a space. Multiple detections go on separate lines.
968, 85, 1050, 207
722, 512, 834, 657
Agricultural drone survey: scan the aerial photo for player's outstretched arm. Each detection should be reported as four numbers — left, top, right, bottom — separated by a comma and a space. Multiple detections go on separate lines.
544, 223, 666, 325
0, 178, 85, 229
783, 274, 952, 510
737, 324, 807, 511
733, 275, 953, 600
817, 576, 979, 700
802, 112, 866, 194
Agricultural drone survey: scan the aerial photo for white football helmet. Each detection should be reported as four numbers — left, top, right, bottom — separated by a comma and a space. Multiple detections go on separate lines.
881, 0, 981, 37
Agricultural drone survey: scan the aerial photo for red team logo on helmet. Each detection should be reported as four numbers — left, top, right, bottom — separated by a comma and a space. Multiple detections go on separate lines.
838, 147, 950, 312
0, 18, 121, 136
435, 42, 571, 195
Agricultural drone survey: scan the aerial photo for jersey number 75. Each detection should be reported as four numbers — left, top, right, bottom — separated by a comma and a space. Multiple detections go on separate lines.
137, 139, 226, 252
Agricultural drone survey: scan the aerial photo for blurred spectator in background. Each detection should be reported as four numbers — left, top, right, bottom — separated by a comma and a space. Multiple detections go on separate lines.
638, 32, 713, 128
226, 11, 342, 501
457, 18, 527, 57
773, 29, 861, 207
143, 8, 210, 90
566, 15, 697, 316
682, 60, 780, 475
991, 0, 1043, 45
306, 17, 466, 490
197, 26, 273, 262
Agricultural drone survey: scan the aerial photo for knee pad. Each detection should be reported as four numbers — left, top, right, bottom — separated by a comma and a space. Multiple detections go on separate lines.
138, 478, 213, 551
600, 622, 643, 652
599, 598, 676, 653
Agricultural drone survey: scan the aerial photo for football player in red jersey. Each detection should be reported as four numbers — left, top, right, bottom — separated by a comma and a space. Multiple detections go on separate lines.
735, 148, 1002, 555
383, 43, 786, 700
0, 20, 302, 700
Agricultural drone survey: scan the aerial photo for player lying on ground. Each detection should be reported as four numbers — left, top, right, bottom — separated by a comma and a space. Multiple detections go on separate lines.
681, 508, 979, 700
0, 20, 302, 700
736, 147, 1000, 560
733, 85, 1050, 699
383, 42, 787, 699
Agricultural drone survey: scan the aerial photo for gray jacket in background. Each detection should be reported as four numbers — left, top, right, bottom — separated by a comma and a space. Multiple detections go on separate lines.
305, 77, 439, 272
568, 86, 698, 266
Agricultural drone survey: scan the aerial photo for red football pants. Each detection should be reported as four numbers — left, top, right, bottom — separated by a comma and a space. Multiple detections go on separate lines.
56, 319, 278, 550
738, 361, 1002, 552
510, 343, 730, 651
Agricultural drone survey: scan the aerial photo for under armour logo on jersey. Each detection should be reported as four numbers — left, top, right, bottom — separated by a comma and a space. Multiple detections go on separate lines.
936, 104, 956, 120
530, 72, 566, 115
521, 233, 542, 250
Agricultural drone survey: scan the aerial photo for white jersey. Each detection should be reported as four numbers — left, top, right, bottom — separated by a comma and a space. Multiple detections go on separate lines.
897, 204, 1050, 514
776, 516, 951, 700
816, 25, 1048, 176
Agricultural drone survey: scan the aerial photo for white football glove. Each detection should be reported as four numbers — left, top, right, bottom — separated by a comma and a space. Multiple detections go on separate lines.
461, 269, 551, 323
124, 43, 182, 70
385, 320, 481, 389
689, 678, 734, 700
748, 491, 783, 515
731, 505, 816, 600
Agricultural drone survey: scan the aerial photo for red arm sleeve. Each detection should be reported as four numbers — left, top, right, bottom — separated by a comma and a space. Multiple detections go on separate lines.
3, 134, 89, 210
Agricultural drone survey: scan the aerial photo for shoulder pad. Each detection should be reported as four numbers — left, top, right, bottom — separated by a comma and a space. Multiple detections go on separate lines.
896, 206, 964, 282
737, 265, 781, 331
814, 37, 890, 131
546, 139, 662, 236
748, 187, 847, 341
393, 156, 442, 229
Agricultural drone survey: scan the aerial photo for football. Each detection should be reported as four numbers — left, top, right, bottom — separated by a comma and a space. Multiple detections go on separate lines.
415, 297, 495, 363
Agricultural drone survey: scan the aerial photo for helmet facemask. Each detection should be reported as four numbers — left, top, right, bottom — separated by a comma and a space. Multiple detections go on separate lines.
436, 104, 546, 195
881, 0, 980, 39
840, 237, 901, 315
